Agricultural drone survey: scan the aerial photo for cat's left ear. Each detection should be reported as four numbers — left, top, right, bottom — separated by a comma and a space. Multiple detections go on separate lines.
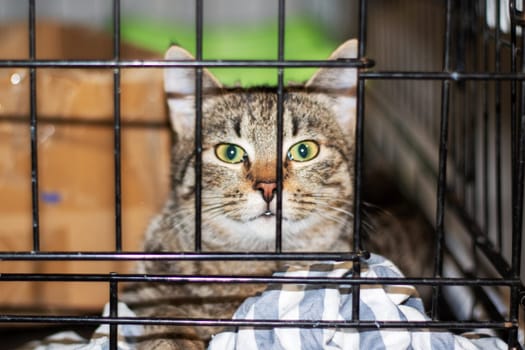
306, 39, 359, 136
164, 46, 222, 137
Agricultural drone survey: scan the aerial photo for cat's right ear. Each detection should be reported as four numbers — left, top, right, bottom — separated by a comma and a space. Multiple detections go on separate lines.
164, 46, 222, 136
305, 39, 358, 136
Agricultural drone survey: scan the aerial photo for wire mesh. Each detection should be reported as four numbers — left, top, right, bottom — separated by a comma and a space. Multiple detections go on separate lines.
0, 0, 523, 349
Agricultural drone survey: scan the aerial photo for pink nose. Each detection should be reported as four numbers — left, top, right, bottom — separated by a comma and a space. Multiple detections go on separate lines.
255, 182, 277, 203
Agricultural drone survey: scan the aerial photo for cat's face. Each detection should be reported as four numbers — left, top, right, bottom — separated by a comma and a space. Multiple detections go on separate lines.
164, 40, 358, 251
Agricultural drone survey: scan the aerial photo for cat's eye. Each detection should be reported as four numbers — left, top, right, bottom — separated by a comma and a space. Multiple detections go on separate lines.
287, 140, 320, 162
215, 143, 247, 164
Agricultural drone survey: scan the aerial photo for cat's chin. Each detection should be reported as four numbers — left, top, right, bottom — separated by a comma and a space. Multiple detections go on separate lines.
241, 215, 279, 241
202, 214, 280, 251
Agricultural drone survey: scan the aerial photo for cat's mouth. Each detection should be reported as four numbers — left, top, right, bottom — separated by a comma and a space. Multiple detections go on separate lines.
248, 210, 278, 221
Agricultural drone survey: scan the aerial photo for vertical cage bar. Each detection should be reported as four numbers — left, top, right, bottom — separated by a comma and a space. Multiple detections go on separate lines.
481, 0, 491, 236
511, 0, 518, 203
509, 1, 524, 347
109, 272, 118, 350
510, 0, 519, 242
351, 0, 367, 322
494, 0, 504, 252
275, 0, 285, 253
111, 3, 122, 342
113, 0, 122, 251
464, 3, 476, 213
449, 88, 458, 199
471, 0, 485, 268
194, 0, 204, 252
432, 0, 453, 320
509, 148, 523, 330
28, 0, 40, 251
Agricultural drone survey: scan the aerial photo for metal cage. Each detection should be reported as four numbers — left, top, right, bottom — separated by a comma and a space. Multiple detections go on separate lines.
0, 0, 524, 349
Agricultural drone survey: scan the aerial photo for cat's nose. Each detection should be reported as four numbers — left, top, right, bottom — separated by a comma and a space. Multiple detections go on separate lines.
255, 181, 277, 203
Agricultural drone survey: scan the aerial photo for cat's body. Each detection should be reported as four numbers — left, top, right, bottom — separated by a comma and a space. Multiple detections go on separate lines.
122, 40, 434, 349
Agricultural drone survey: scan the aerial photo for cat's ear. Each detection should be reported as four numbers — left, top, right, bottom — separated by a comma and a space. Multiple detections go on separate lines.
164, 46, 222, 136
306, 39, 358, 136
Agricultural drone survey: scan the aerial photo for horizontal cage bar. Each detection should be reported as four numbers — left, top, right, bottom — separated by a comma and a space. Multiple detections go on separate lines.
0, 251, 368, 261
0, 315, 517, 330
0, 58, 373, 69
0, 273, 518, 286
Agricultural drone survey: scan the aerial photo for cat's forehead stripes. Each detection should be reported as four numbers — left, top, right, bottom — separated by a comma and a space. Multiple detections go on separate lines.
202, 88, 345, 144
291, 115, 300, 137
233, 119, 242, 138
203, 90, 279, 144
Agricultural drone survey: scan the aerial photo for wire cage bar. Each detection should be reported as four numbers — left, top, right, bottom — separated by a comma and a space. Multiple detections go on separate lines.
28, 0, 40, 252
0, 0, 524, 349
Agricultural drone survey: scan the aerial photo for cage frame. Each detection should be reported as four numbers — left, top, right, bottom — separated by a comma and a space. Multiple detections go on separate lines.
0, 0, 524, 349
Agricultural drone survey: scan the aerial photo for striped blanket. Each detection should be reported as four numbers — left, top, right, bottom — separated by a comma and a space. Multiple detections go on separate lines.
24, 254, 507, 350
208, 254, 507, 350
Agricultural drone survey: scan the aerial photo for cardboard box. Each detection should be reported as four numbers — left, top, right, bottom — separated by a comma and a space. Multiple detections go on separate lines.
0, 21, 170, 311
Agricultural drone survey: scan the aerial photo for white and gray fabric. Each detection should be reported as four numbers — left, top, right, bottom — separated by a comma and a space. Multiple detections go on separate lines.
208, 254, 507, 350
22, 254, 508, 350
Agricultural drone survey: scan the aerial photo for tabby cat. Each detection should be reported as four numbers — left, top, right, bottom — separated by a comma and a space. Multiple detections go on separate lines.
122, 39, 433, 349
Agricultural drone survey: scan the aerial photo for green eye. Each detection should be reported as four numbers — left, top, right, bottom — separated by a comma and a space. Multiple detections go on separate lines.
287, 140, 320, 162
215, 143, 246, 164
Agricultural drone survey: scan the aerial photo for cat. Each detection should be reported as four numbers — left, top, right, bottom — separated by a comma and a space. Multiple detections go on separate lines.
122, 39, 434, 349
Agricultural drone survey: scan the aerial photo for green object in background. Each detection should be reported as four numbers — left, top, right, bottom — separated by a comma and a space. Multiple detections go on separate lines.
120, 17, 338, 86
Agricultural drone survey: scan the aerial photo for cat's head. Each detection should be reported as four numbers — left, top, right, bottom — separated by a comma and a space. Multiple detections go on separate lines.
164, 40, 358, 251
